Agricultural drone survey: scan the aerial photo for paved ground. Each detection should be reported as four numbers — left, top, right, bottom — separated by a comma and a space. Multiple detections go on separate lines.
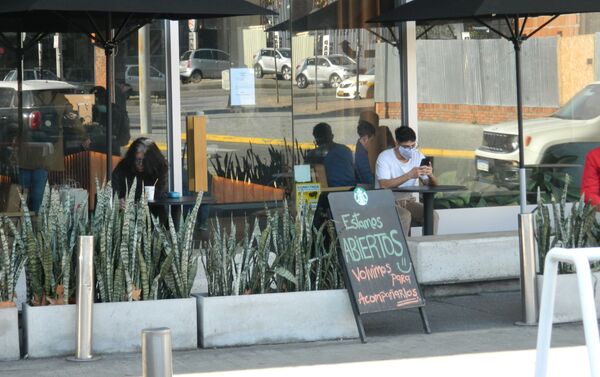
1, 290, 596, 377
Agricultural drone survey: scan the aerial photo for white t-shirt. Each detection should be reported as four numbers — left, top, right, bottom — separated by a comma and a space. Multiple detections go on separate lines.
375, 147, 427, 189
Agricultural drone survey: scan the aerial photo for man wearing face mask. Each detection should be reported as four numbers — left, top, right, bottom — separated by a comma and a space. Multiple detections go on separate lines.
376, 126, 438, 235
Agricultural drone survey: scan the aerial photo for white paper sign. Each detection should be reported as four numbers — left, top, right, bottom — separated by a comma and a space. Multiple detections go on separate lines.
230, 68, 256, 106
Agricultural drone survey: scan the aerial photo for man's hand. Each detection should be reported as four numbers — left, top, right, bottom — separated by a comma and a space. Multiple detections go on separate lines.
419, 165, 433, 176
408, 166, 430, 179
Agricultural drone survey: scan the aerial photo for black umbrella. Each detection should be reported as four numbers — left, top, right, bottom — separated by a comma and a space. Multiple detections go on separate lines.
369, 0, 600, 213
0, 0, 275, 176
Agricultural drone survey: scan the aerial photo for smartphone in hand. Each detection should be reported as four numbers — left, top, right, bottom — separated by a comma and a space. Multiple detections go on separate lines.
420, 157, 431, 167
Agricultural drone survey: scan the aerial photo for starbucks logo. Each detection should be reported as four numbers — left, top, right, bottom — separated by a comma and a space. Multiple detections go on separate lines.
353, 187, 368, 206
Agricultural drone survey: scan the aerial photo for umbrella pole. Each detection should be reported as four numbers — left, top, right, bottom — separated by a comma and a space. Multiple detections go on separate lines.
105, 14, 113, 179
17, 33, 23, 143
513, 22, 526, 214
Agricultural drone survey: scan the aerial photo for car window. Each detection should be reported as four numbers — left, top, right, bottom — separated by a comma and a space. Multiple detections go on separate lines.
195, 50, 214, 60
40, 70, 59, 80
327, 56, 355, 66
181, 51, 191, 60
24, 71, 35, 80
278, 49, 291, 59
0, 88, 14, 107
30, 89, 75, 106
216, 51, 230, 61
317, 58, 329, 67
127, 67, 139, 77
553, 84, 600, 120
4, 71, 15, 80
306, 58, 315, 66
150, 67, 162, 77
261, 49, 272, 57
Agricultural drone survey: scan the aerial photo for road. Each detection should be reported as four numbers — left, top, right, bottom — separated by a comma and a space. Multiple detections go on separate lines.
124, 78, 484, 183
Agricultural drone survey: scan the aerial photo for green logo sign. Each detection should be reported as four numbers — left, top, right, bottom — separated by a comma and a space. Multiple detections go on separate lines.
353, 187, 368, 206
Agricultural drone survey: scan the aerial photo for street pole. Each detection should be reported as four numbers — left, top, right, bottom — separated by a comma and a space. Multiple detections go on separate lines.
139, 25, 152, 135
55, 33, 63, 79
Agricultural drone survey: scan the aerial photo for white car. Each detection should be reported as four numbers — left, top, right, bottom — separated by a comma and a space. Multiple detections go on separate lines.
475, 82, 600, 187
3, 69, 60, 81
124, 65, 165, 94
253, 48, 292, 80
335, 68, 375, 99
295, 54, 357, 89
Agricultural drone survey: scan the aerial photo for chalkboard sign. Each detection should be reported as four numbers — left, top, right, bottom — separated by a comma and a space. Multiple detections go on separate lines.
328, 189, 424, 315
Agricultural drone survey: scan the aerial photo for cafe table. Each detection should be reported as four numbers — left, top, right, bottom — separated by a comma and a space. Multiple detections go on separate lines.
148, 194, 216, 227
392, 185, 467, 236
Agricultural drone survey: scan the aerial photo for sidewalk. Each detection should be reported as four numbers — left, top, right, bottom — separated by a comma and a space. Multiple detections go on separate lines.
0, 290, 593, 377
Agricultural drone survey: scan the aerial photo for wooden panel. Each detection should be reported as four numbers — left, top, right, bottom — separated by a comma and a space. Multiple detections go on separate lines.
186, 115, 208, 192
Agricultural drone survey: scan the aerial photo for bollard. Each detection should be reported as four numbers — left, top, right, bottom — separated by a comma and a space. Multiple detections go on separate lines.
67, 236, 101, 361
142, 327, 173, 377
517, 213, 538, 325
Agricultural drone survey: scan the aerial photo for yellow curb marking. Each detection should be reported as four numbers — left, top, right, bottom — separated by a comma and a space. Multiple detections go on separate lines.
153, 134, 475, 159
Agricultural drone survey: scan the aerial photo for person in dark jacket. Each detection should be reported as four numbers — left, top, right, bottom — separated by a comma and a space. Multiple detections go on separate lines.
305, 122, 356, 187
111, 137, 168, 220
355, 118, 377, 186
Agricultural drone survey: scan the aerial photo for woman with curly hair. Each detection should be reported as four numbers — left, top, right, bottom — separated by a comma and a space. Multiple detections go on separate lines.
111, 137, 168, 205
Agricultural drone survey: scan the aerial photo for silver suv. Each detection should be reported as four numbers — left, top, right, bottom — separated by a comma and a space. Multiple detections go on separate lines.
179, 48, 232, 83
253, 48, 292, 80
295, 54, 357, 89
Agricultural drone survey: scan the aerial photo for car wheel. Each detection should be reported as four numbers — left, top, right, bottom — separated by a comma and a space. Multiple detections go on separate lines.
254, 64, 263, 78
296, 74, 308, 89
191, 71, 202, 83
329, 74, 341, 88
281, 66, 291, 81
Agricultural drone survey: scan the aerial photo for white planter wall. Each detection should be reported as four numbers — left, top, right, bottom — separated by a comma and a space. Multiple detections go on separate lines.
195, 290, 358, 348
536, 272, 600, 323
23, 298, 197, 358
0, 306, 20, 361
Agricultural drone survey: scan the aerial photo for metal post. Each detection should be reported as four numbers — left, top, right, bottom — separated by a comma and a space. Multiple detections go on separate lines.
139, 25, 152, 134
142, 327, 173, 377
55, 33, 63, 79
517, 213, 538, 325
67, 236, 101, 361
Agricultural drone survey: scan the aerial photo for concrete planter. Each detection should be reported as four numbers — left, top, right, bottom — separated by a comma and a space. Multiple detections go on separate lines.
23, 298, 197, 358
536, 271, 600, 323
195, 290, 358, 348
0, 306, 20, 361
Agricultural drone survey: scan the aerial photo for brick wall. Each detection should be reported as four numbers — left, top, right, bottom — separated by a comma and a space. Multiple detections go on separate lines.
376, 102, 558, 125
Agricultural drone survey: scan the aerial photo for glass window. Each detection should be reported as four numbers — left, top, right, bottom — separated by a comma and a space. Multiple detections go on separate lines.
181, 51, 191, 60
196, 50, 213, 60
327, 55, 355, 66
0, 88, 14, 107
278, 48, 291, 59
216, 51, 230, 61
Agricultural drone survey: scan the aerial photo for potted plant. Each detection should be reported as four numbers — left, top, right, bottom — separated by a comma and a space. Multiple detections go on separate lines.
195, 202, 358, 348
23, 181, 202, 358
0, 215, 25, 360
534, 176, 600, 323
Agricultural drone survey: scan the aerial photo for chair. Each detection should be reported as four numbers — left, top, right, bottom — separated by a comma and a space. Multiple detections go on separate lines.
535, 247, 600, 377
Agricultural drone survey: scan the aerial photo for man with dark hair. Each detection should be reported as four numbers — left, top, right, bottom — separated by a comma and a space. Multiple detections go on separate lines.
305, 122, 356, 187
376, 126, 438, 235
355, 118, 377, 186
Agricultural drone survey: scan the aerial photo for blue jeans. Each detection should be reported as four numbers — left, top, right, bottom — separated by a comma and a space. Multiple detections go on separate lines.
19, 168, 48, 213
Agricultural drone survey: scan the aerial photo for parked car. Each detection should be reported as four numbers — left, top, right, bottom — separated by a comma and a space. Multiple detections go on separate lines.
179, 48, 232, 83
475, 82, 600, 188
335, 68, 375, 99
124, 65, 165, 94
3, 69, 60, 81
253, 48, 292, 80
0, 80, 81, 144
295, 54, 357, 89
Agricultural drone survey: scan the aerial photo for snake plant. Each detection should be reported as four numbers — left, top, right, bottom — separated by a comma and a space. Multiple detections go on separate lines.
0, 216, 26, 304
535, 175, 600, 274
23, 185, 88, 305
202, 201, 344, 297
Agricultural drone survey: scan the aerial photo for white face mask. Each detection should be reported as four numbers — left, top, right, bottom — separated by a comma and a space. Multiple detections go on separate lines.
398, 146, 414, 160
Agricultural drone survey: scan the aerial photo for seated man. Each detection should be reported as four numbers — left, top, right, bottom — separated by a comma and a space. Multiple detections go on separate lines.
305, 122, 356, 187
581, 147, 600, 208
376, 126, 438, 235
355, 111, 377, 186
